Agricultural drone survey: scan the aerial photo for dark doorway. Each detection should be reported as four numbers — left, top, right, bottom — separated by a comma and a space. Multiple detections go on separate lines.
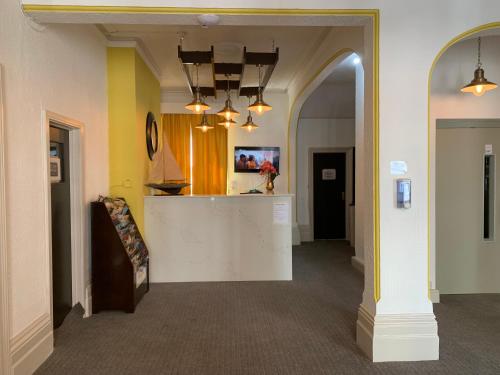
313, 152, 346, 239
50, 125, 72, 328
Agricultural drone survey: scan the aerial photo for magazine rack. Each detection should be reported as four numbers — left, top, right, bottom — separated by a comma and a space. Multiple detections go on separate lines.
91, 197, 149, 313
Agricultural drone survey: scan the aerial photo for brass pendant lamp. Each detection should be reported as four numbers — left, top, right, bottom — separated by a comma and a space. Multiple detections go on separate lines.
217, 75, 240, 120
195, 111, 214, 133
218, 117, 237, 129
241, 97, 259, 132
185, 64, 210, 113
461, 37, 497, 97
248, 65, 272, 114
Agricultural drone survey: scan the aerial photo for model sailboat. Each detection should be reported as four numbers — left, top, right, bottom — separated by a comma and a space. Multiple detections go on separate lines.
145, 138, 190, 195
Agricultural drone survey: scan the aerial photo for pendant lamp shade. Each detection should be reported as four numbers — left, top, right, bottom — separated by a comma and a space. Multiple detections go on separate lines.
185, 88, 210, 113
217, 98, 240, 120
195, 112, 214, 133
461, 37, 498, 97
248, 90, 272, 114
218, 117, 237, 129
185, 64, 210, 113
248, 64, 272, 114
461, 67, 497, 97
241, 114, 259, 132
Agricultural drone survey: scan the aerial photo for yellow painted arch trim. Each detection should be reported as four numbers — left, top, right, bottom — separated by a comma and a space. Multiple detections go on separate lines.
22, 5, 378, 16
428, 21, 500, 299
25, 5, 380, 302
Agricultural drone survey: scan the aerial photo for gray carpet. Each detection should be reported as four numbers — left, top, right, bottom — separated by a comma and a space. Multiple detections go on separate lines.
36, 241, 500, 374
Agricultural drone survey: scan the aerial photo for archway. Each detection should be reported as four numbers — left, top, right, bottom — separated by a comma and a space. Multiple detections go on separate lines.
429, 22, 500, 301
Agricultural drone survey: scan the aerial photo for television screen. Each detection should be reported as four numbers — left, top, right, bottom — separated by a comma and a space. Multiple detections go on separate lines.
234, 146, 280, 173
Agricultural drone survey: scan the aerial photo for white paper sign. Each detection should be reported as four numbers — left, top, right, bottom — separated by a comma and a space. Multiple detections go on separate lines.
322, 169, 336, 180
390, 161, 408, 176
485, 144, 493, 154
273, 202, 290, 225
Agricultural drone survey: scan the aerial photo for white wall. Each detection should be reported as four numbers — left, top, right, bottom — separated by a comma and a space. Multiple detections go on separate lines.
161, 91, 290, 194
436, 126, 500, 294
0, 0, 108, 368
296, 118, 355, 238
430, 35, 500, 295
298, 82, 355, 119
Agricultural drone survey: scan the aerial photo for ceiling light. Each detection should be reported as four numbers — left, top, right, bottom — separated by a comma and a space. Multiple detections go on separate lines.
241, 97, 259, 132
185, 64, 210, 113
461, 37, 497, 97
217, 76, 240, 120
195, 112, 214, 133
248, 65, 272, 114
218, 117, 237, 129
197, 14, 220, 28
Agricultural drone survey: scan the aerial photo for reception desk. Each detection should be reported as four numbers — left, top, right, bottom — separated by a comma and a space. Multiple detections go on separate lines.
144, 194, 293, 282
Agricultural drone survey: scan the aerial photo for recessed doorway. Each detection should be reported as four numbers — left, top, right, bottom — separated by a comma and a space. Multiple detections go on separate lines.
313, 152, 346, 239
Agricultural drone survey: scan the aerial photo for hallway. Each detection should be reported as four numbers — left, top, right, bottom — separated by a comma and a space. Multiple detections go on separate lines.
36, 242, 500, 374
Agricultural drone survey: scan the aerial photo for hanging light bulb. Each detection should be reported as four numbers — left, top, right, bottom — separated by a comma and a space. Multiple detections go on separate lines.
461, 37, 497, 97
217, 75, 240, 120
195, 111, 214, 133
218, 117, 237, 129
248, 65, 272, 114
185, 64, 210, 113
241, 97, 259, 132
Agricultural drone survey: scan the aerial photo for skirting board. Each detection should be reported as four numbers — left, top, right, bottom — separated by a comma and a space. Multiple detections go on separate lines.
10, 314, 53, 374
298, 225, 313, 242
351, 256, 364, 273
430, 289, 440, 303
292, 223, 301, 245
356, 305, 439, 362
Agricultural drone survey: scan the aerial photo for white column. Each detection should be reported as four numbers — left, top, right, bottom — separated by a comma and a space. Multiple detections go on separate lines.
356, 17, 439, 363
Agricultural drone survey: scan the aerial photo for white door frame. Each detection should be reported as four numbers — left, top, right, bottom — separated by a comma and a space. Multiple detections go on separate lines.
0, 65, 12, 374
308, 147, 354, 240
43, 111, 86, 323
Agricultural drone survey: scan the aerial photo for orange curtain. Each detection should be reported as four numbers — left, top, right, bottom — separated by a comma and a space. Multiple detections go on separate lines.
162, 114, 192, 194
162, 113, 228, 195
192, 114, 228, 195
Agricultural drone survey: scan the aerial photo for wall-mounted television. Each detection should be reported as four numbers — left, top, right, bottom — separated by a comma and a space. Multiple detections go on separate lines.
234, 146, 280, 173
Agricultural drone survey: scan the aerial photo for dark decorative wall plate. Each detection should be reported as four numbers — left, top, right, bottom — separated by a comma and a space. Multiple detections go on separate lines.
146, 112, 158, 161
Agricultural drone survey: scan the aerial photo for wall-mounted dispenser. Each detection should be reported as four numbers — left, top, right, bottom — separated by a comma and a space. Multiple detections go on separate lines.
396, 179, 411, 209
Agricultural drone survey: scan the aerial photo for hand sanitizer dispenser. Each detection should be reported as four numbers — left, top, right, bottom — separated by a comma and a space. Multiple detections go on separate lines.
396, 179, 411, 209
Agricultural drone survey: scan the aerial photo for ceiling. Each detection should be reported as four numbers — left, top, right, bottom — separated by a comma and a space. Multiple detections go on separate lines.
100, 24, 352, 93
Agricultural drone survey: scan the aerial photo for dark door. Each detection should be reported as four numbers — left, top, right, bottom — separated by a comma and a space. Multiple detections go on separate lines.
50, 125, 72, 328
313, 152, 346, 239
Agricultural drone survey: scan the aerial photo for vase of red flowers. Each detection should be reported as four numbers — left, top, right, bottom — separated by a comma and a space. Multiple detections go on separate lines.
259, 160, 279, 194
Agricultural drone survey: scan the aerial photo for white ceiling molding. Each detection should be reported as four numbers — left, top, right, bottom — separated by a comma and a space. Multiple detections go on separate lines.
105, 38, 161, 81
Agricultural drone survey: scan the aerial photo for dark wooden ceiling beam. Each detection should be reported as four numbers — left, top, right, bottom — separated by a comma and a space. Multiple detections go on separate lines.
214, 63, 243, 75
178, 45, 279, 98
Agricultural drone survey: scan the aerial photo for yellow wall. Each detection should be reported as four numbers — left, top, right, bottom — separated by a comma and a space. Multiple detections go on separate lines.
108, 47, 160, 232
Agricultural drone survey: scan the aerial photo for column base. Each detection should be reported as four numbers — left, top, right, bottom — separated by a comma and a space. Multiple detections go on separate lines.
351, 256, 364, 273
430, 289, 440, 303
357, 305, 439, 362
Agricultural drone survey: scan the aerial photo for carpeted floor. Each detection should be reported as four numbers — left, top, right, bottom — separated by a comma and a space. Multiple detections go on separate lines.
36, 241, 500, 374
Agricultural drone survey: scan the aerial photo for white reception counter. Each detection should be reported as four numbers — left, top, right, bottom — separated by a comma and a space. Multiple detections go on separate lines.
144, 194, 293, 282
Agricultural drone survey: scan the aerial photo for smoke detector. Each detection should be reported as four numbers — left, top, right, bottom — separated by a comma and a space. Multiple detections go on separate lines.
197, 14, 220, 28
